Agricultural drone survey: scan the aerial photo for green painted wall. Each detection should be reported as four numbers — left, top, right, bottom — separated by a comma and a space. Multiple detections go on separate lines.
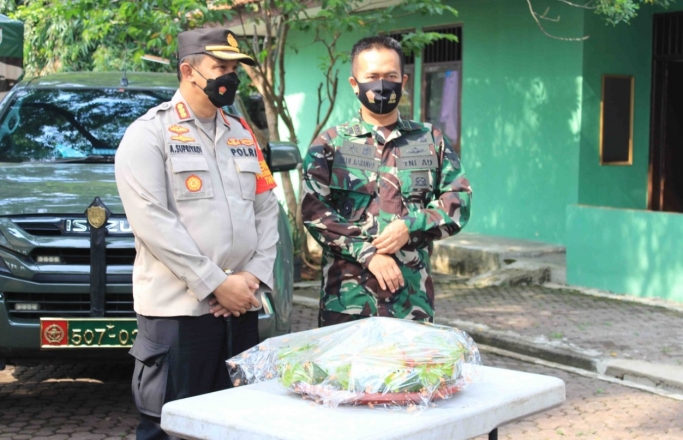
579, 10, 653, 209
284, 0, 585, 245
455, 0, 583, 245
577, 4, 683, 210
567, 205, 683, 302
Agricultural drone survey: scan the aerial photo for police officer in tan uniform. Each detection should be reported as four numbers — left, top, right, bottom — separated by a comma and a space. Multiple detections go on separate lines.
115, 28, 279, 439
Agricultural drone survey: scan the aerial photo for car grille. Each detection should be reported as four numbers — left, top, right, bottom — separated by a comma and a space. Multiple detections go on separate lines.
29, 247, 136, 265
14, 221, 62, 236
4, 292, 134, 320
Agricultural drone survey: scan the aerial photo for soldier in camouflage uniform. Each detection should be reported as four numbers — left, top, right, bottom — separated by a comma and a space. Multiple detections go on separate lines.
302, 36, 472, 327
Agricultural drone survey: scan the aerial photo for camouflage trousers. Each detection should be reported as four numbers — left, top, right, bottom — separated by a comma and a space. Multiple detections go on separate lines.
317, 251, 435, 327
319, 309, 434, 327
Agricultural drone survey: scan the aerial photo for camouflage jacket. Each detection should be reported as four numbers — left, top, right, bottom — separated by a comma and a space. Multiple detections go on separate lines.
301, 115, 472, 322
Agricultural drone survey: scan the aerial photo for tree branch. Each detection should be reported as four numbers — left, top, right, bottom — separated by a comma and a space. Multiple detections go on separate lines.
276, 17, 288, 102
535, 7, 561, 22
556, 0, 596, 9
526, 0, 590, 41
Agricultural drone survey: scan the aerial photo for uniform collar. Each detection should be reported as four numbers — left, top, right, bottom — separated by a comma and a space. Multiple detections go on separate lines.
345, 111, 422, 137
171, 90, 231, 129
345, 111, 422, 144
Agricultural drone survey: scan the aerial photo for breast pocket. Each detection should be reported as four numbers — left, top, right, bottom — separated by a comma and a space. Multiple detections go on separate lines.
329, 166, 376, 222
396, 146, 439, 207
233, 157, 261, 201
170, 155, 214, 201
398, 168, 437, 206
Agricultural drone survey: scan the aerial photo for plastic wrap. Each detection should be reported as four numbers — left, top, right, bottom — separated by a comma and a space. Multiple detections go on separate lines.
227, 317, 482, 410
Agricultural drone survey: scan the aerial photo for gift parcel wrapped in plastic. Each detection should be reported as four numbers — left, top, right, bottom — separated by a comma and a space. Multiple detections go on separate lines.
227, 317, 482, 409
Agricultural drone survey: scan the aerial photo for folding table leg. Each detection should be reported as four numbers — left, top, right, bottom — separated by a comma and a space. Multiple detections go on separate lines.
488, 428, 498, 440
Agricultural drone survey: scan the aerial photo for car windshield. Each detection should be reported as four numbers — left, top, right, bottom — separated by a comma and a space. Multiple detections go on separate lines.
0, 87, 175, 163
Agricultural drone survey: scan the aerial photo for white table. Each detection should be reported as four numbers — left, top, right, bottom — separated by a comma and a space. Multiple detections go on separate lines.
161, 366, 565, 440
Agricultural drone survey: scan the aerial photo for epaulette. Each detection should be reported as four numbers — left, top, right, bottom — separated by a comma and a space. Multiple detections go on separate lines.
138, 101, 173, 121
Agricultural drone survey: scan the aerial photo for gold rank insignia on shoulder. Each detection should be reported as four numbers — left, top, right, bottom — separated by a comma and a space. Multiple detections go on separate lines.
175, 102, 190, 120
168, 124, 189, 134
185, 175, 203, 192
171, 134, 196, 143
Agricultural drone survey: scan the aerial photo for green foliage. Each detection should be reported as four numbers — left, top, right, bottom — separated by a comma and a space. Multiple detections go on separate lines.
5, 0, 236, 76
594, 0, 674, 25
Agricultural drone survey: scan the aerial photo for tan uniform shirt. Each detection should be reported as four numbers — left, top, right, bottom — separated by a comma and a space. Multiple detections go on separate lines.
115, 91, 279, 317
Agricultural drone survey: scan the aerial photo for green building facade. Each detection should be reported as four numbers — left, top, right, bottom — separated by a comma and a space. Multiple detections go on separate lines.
276, 0, 683, 302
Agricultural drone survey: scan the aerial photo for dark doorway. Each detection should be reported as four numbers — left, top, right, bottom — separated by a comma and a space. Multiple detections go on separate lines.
649, 12, 683, 212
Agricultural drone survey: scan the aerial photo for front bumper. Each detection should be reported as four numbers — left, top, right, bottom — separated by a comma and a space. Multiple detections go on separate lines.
0, 273, 278, 364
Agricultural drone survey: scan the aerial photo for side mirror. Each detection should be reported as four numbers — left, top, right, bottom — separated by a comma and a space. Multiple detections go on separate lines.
267, 141, 301, 173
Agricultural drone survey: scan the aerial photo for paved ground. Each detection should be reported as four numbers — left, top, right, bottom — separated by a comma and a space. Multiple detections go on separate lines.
298, 278, 683, 367
1, 296, 682, 439
434, 282, 683, 367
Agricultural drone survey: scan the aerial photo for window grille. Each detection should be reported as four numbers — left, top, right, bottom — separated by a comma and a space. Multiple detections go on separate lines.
653, 12, 683, 58
423, 26, 462, 64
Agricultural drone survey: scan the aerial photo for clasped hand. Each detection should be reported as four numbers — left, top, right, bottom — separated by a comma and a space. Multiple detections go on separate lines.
368, 220, 410, 293
209, 271, 260, 318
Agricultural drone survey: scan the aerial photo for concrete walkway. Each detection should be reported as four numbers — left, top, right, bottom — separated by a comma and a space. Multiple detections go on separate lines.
295, 233, 683, 398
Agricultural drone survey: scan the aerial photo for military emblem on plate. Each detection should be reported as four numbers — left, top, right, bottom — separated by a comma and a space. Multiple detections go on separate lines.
227, 33, 238, 48
186, 175, 203, 192
44, 324, 65, 344
87, 206, 107, 228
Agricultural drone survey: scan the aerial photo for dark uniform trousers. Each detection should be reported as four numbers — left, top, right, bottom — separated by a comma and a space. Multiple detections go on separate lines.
131, 311, 259, 440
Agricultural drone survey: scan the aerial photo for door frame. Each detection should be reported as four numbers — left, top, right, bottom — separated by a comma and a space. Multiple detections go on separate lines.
647, 12, 683, 211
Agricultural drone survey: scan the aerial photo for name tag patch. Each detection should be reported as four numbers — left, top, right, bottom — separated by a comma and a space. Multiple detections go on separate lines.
170, 144, 203, 154
333, 155, 379, 172
333, 141, 378, 172
397, 155, 437, 170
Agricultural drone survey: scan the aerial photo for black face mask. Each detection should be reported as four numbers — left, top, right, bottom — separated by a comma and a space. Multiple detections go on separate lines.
354, 78, 402, 115
192, 67, 240, 108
